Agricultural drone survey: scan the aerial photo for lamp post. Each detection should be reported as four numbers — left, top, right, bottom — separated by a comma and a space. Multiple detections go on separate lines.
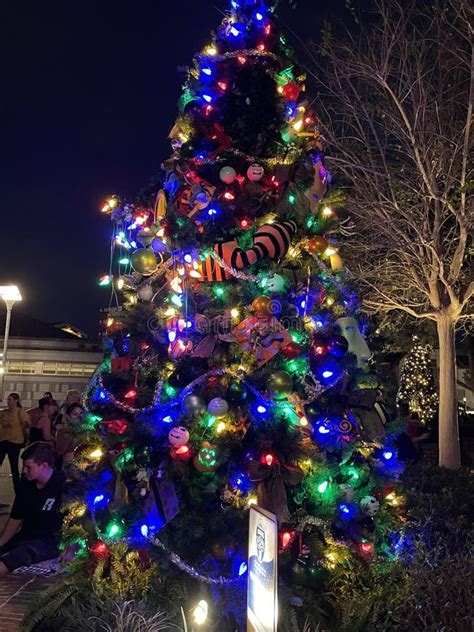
0, 285, 22, 402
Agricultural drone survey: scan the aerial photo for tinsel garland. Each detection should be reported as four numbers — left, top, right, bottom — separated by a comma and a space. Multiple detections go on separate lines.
198, 47, 279, 63
196, 146, 304, 167
208, 250, 261, 282
151, 536, 242, 585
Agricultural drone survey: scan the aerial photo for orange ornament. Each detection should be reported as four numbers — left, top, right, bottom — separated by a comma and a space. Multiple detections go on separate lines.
251, 295, 272, 316
307, 236, 328, 255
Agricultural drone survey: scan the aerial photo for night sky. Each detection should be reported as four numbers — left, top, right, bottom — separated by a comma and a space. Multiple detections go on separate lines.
1, 0, 346, 337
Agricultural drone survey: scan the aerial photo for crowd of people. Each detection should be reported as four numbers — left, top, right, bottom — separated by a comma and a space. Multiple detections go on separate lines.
0, 390, 83, 574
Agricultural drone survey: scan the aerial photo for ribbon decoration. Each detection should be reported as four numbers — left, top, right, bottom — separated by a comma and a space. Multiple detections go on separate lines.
248, 460, 303, 525
231, 315, 293, 367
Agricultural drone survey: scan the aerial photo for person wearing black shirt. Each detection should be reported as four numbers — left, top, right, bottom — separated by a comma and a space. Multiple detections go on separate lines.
0, 441, 64, 575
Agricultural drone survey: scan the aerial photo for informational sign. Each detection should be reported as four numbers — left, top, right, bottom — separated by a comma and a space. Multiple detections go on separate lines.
247, 506, 278, 632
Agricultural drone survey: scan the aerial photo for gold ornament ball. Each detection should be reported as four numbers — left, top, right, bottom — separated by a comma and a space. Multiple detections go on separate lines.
267, 370, 293, 399
251, 295, 272, 316
131, 248, 158, 275
307, 236, 329, 255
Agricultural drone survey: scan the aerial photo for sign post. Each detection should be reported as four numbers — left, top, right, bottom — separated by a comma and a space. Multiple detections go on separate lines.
247, 506, 278, 632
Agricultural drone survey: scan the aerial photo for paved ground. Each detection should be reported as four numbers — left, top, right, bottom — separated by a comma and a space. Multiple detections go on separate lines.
0, 465, 59, 631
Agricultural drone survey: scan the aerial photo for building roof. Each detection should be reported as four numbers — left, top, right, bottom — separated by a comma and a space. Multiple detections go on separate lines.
0, 311, 83, 341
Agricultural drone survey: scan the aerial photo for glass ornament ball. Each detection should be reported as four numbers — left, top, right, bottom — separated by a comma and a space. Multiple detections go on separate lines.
267, 371, 293, 399
251, 295, 272, 316
247, 163, 264, 181
168, 426, 190, 448
183, 394, 207, 416
219, 166, 237, 184
281, 82, 301, 101
307, 236, 329, 255
207, 397, 229, 418
130, 248, 158, 275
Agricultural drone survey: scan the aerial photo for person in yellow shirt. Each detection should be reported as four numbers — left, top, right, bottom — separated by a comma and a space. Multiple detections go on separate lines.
0, 393, 30, 494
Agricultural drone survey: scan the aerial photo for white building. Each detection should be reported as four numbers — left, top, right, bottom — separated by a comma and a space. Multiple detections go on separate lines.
0, 312, 102, 407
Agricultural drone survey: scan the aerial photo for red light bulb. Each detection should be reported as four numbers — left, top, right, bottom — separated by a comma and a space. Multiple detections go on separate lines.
92, 541, 109, 557
281, 531, 292, 548
124, 389, 137, 399
264, 453, 274, 466
360, 542, 373, 554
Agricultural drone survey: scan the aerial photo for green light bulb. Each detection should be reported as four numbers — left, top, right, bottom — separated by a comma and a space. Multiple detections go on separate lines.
317, 481, 329, 493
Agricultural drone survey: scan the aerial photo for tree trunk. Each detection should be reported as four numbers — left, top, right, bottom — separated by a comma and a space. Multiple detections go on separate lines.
436, 315, 461, 468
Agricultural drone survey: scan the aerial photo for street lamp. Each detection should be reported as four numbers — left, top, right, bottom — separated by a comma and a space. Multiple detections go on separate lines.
0, 285, 22, 402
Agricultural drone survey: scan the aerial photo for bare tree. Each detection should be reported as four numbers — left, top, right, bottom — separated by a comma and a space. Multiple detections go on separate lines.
312, 0, 473, 467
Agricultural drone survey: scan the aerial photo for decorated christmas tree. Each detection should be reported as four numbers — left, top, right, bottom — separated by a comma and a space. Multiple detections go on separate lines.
397, 338, 438, 424
63, 1, 407, 628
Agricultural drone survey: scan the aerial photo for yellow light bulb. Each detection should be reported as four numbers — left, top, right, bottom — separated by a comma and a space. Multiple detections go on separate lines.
293, 119, 304, 131
216, 421, 226, 434
322, 206, 333, 217
230, 308, 240, 318
205, 45, 217, 56
89, 448, 103, 459
247, 496, 257, 507
324, 246, 338, 256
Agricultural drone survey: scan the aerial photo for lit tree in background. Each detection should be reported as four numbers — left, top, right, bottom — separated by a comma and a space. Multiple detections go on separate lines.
312, 0, 473, 468
397, 338, 438, 424
62, 1, 407, 628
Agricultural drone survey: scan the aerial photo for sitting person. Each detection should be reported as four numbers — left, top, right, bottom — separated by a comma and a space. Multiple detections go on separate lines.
55, 403, 83, 468
395, 405, 430, 463
0, 441, 64, 575
406, 411, 430, 458
29, 397, 57, 443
